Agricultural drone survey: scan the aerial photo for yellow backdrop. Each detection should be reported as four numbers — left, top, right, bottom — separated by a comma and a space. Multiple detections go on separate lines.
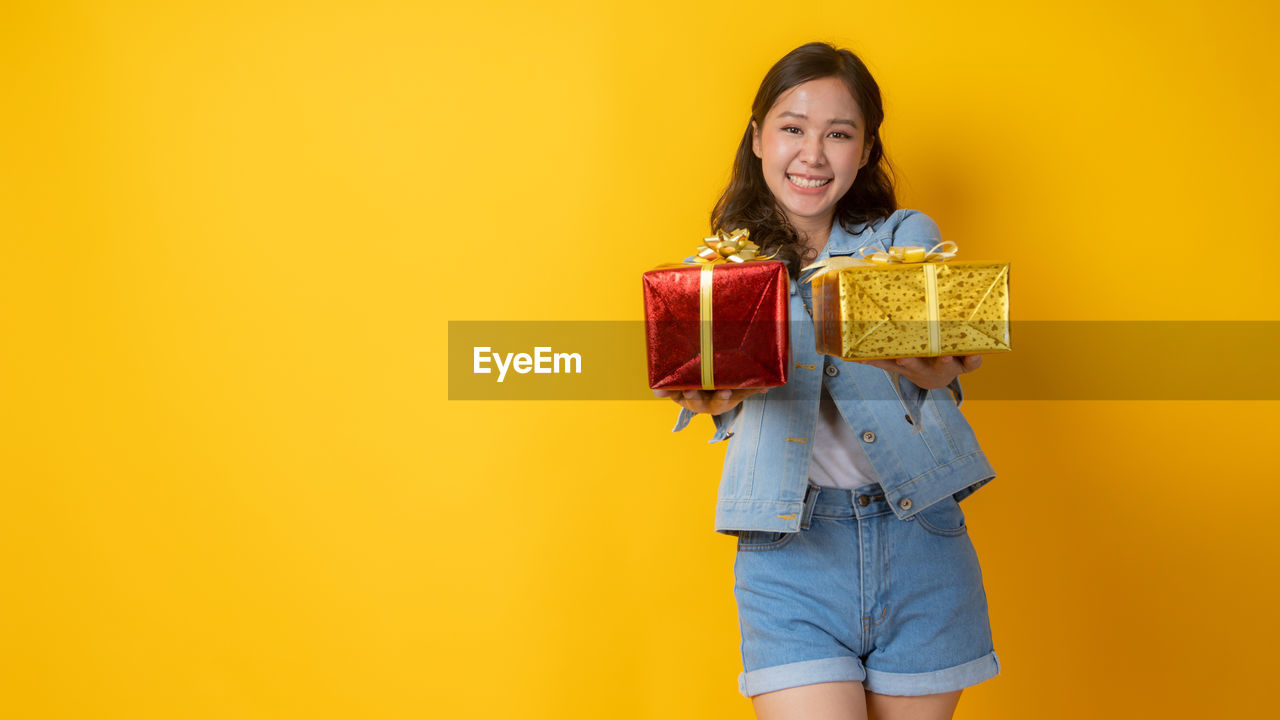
2, 1, 1277, 717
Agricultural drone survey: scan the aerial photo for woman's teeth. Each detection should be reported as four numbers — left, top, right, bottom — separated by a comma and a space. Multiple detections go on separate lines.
787, 174, 831, 188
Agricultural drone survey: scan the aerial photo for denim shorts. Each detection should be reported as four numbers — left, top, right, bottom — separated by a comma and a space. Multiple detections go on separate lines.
733, 482, 1000, 698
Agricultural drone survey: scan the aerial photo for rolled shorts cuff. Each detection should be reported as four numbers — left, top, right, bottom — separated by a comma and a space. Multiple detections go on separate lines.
739, 656, 866, 698
864, 650, 1001, 696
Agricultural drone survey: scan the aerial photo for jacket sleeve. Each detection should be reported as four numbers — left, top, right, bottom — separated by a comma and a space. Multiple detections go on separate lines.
890, 209, 944, 250
672, 404, 741, 443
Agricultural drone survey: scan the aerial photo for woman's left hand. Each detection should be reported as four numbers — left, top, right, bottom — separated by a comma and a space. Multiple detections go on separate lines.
854, 355, 982, 390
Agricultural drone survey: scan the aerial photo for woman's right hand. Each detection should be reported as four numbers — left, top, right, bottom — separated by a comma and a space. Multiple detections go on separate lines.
652, 387, 768, 415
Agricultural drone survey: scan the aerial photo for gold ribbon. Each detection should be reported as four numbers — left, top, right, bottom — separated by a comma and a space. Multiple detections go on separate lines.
859, 240, 957, 265
694, 228, 765, 264
800, 241, 959, 277
801, 241, 960, 356
655, 228, 775, 389
700, 264, 715, 389
924, 264, 940, 354
695, 229, 770, 388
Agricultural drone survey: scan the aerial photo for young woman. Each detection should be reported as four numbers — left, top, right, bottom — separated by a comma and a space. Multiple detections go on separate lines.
654, 43, 999, 720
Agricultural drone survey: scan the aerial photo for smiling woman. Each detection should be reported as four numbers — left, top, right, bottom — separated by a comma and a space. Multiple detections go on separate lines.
711, 42, 897, 279
656, 42, 998, 720
750, 76, 871, 244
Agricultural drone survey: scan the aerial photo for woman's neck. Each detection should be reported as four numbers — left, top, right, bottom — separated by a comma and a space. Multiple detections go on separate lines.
795, 217, 834, 256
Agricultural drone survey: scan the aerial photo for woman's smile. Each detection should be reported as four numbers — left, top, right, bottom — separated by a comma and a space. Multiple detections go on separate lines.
786, 173, 834, 192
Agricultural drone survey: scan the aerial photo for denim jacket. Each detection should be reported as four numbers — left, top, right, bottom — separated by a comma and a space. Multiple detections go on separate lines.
672, 209, 996, 536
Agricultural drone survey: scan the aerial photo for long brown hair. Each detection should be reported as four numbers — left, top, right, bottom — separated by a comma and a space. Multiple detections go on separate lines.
711, 42, 897, 278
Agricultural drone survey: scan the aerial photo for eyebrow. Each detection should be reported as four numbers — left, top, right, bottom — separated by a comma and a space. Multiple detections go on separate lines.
778, 111, 859, 127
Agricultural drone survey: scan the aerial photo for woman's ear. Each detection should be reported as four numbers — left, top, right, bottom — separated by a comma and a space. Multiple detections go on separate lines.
751, 120, 762, 158
859, 137, 874, 168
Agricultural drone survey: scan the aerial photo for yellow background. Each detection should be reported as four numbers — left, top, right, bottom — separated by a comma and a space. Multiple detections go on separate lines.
2, 1, 1277, 717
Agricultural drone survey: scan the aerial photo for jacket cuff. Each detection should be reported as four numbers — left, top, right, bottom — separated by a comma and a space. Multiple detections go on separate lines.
947, 376, 964, 407
895, 371, 964, 410
672, 406, 694, 432
894, 372, 928, 417
671, 405, 740, 443
708, 405, 741, 443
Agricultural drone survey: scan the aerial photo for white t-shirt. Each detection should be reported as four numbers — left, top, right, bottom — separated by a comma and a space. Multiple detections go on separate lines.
808, 379, 881, 490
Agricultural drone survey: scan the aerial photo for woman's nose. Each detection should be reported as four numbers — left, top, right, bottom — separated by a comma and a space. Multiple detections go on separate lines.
800, 135, 825, 165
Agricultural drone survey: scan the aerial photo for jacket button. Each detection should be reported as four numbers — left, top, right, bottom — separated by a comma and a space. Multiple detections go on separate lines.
899, 498, 913, 511
857, 494, 871, 507
861, 430, 876, 443
825, 364, 839, 377
904, 414, 914, 426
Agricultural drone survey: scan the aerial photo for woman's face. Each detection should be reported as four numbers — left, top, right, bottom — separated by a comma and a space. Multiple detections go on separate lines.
751, 76, 872, 237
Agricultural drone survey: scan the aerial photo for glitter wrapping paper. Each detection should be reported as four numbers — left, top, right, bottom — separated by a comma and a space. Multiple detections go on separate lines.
642, 260, 790, 390
811, 261, 1011, 360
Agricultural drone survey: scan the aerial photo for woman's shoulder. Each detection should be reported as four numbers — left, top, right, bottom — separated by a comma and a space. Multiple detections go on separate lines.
871, 209, 943, 245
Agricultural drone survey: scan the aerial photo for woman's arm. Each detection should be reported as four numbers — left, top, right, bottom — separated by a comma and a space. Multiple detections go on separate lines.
860, 212, 981, 401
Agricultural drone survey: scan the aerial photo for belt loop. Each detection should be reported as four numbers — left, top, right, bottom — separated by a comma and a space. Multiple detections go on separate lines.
800, 482, 820, 530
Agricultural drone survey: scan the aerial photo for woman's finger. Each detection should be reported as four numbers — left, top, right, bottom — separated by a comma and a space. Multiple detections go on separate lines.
706, 393, 727, 415
856, 359, 898, 373
658, 385, 772, 414
705, 389, 730, 414
934, 355, 962, 371
895, 357, 931, 374
657, 388, 699, 412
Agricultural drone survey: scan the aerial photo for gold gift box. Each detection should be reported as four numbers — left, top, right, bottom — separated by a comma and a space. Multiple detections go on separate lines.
811, 260, 1011, 360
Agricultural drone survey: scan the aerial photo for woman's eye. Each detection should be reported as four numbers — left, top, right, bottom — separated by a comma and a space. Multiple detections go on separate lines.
782, 126, 802, 135
829, 131, 850, 139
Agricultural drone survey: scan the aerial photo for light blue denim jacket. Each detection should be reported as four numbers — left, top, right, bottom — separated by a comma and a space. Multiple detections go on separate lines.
673, 209, 996, 536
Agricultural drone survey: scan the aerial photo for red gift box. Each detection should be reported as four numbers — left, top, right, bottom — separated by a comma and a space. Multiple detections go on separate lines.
642, 259, 790, 390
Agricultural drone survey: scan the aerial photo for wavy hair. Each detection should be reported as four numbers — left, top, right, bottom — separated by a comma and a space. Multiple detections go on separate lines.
711, 42, 897, 278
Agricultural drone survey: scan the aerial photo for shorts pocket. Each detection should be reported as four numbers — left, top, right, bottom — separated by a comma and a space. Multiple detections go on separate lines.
735, 529, 798, 552
913, 496, 967, 537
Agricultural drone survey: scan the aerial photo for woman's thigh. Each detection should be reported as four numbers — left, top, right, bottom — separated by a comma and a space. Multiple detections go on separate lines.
865, 689, 962, 720
749, 683, 963, 720
751, 680, 868, 720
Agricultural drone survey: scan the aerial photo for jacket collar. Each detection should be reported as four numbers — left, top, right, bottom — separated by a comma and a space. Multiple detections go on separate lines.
819, 217, 887, 260
789, 216, 891, 295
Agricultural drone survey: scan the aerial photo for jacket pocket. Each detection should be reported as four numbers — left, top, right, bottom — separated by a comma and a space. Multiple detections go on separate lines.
913, 496, 967, 537
735, 529, 798, 552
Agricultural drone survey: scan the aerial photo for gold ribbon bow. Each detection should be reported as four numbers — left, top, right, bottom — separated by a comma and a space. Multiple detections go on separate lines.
800, 241, 959, 278
859, 240, 957, 264
694, 228, 763, 263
